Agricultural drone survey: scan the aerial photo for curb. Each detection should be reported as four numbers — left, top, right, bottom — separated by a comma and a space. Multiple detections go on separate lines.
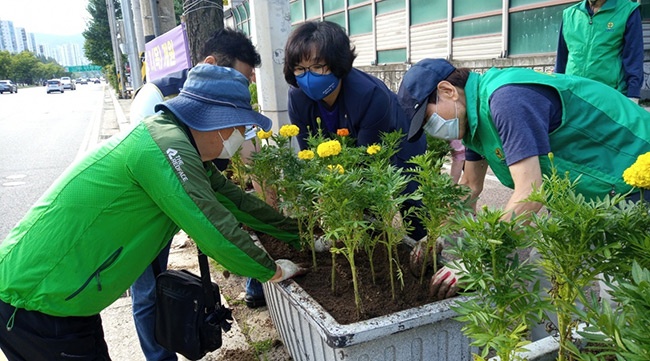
107, 86, 131, 132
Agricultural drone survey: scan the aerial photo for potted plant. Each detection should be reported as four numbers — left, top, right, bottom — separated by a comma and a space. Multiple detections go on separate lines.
248, 128, 476, 361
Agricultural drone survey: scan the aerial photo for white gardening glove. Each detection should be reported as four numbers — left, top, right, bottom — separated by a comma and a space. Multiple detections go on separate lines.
629, 97, 640, 105
313, 235, 332, 252
429, 261, 467, 301
270, 259, 308, 282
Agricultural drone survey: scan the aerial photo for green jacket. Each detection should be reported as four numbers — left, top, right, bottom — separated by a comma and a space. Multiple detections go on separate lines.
562, 0, 639, 94
0, 112, 299, 317
463, 67, 650, 200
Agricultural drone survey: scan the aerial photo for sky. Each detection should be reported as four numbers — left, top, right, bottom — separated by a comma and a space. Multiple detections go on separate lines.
0, 0, 91, 36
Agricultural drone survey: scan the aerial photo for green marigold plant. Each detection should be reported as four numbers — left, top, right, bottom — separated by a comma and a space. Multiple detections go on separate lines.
408, 151, 471, 283
448, 207, 550, 361
526, 154, 634, 361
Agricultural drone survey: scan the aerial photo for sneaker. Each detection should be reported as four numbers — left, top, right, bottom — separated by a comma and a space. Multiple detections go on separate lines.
244, 294, 266, 309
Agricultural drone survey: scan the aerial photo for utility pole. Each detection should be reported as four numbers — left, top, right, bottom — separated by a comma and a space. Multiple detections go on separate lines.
131, 0, 146, 53
140, 0, 176, 42
106, 0, 127, 98
120, 0, 143, 90
182, 0, 224, 66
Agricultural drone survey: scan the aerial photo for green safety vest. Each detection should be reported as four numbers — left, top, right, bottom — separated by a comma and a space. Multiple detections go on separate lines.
562, 0, 639, 94
463, 68, 650, 201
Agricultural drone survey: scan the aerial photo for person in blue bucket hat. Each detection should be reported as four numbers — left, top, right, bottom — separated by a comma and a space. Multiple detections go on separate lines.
397, 58, 650, 301
0, 63, 307, 361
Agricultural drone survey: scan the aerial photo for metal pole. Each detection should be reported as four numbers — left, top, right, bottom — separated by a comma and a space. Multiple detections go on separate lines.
121, 0, 143, 90
150, 0, 162, 36
106, 0, 127, 98
131, 0, 146, 53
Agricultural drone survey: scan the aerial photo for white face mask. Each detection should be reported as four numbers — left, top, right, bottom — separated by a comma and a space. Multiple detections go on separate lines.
422, 97, 460, 140
216, 129, 246, 159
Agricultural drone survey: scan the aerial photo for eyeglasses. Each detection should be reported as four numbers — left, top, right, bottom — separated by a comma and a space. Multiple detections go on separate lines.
293, 64, 329, 77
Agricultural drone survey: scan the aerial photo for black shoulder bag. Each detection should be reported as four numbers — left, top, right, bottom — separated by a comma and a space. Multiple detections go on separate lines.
153, 249, 233, 360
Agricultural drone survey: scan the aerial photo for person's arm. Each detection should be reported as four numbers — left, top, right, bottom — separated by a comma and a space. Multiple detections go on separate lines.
502, 156, 544, 220
207, 164, 300, 248
622, 8, 644, 100
555, 22, 568, 74
459, 158, 488, 212
287, 87, 312, 150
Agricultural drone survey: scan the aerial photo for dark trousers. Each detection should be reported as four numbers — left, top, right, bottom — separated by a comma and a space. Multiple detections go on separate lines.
0, 299, 110, 361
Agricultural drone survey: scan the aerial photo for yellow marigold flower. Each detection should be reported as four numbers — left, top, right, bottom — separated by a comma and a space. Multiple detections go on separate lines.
279, 124, 300, 137
367, 144, 381, 155
298, 149, 315, 160
257, 129, 273, 139
316, 140, 342, 158
337, 128, 350, 137
327, 164, 344, 174
623, 152, 650, 189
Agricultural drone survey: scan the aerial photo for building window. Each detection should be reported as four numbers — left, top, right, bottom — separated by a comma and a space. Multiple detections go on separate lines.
453, 0, 501, 17
410, 0, 447, 25
305, 0, 321, 20
349, 0, 369, 5
641, 0, 650, 21
325, 12, 347, 29
453, 15, 502, 38
349, 5, 373, 35
324, 0, 345, 13
291, 0, 304, 22
377, 48, 406, 63
509, 4, 568, 55
376, 0, 405, 15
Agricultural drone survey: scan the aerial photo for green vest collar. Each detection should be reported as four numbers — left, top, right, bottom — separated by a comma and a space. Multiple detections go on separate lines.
463, 72, 481, 145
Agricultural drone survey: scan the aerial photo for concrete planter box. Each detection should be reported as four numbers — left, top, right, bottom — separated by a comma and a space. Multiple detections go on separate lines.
263, 279, 475, 361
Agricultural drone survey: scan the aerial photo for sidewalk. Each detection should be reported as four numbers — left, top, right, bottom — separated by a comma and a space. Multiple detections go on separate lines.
99, 86, 291, 361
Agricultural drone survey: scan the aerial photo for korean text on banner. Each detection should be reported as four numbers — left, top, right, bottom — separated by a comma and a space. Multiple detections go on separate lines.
145, 24, 192, 82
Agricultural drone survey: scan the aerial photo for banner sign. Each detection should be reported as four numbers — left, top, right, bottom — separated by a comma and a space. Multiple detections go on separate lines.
145, 23, 192, 82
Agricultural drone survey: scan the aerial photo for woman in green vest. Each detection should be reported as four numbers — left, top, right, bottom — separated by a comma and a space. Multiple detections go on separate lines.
397, 58, 650, 300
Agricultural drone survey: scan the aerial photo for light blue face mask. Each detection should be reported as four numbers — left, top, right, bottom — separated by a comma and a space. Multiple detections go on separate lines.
296, 71, 339, 101
422, 97, 460, 140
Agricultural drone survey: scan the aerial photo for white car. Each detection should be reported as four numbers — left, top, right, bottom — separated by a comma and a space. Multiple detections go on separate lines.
46, 79, 64, 93
60, 76, 76, 90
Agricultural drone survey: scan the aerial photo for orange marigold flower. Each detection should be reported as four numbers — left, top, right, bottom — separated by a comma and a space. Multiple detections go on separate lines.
337, 128, 350, 137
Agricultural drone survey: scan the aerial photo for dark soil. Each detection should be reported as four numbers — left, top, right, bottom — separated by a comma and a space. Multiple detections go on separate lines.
257, 232, 438, 325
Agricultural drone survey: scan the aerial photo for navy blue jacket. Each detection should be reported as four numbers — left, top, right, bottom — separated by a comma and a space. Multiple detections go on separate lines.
287, 68, 427, 171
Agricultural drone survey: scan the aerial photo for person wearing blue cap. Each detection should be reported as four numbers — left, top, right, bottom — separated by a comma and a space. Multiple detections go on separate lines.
129, 27, 266, 361
397, 58, 650, 301
0, 64, 307, 360
283, 20, 428, 240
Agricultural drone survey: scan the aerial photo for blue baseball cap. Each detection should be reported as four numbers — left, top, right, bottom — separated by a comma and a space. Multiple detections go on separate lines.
397, 59, 456, 141
156, 64, 271, 132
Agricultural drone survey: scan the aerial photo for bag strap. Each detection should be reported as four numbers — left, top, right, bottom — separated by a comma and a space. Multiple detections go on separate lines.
198, 249, 218, 312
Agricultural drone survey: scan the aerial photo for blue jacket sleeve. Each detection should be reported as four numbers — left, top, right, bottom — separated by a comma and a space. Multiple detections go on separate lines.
622, 8, 644, 98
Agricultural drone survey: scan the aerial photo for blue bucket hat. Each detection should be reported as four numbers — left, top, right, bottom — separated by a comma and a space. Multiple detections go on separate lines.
397, 59, 456, 141
156, 64, 271, 132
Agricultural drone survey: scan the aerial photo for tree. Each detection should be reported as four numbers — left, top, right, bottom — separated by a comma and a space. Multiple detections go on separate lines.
0, 51, 11, 79
84, 0, 120, 67
183, 0, 224, 65
11, 51, 40, 85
